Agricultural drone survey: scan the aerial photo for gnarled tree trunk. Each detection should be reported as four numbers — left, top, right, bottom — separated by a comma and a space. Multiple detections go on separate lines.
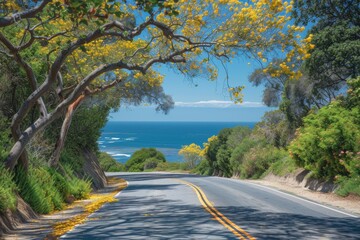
49, 95, 85, 167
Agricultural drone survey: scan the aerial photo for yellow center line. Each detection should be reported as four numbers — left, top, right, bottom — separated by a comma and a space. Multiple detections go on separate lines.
177, 179, 256, 240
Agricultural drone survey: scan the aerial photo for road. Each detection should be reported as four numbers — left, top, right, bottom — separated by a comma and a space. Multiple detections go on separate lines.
61, 172, 360, 239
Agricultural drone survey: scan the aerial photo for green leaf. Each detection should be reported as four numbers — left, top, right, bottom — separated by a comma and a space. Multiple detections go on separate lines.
79, 45, 87, 53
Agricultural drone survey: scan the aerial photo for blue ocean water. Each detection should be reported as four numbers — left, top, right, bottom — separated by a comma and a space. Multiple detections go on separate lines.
98, 121, 256, 163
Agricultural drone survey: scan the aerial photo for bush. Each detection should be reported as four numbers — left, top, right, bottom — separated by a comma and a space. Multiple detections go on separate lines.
289, 102, 360, 180
15, 167, 63, 214
155, 162, 186, 171
230, 138, 258, 177
336, 177, 360, 197
60, 149, 85, 173
62, 164, 92, 199
178, 143, 203, 170
194, 159, 213, 175
14, 165, 92, 214
98, 152, 125, 172
335, 152, 360, 197
143, 157, 163, 170
0, 164, 17, 212
125, 148, 166, 172
266, 156, 298, 176
240, 146, 287, 179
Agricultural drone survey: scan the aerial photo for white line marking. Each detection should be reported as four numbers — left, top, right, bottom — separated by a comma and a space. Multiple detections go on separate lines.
235, 179, 359, 218
115, 180, 129, 198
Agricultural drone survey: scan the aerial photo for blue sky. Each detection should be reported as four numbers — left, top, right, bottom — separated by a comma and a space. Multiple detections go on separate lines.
110, 56, 275, 122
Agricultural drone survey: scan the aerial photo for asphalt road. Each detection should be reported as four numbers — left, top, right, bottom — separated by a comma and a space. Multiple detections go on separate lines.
61, 172, 360, 239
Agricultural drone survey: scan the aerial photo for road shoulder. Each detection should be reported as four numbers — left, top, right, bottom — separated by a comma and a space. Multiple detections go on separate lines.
244, 178, 360, 216
2, 177, 127, 240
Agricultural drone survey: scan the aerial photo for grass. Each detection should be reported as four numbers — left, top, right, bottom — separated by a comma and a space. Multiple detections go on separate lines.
336, 177, 360, 197
265, 156, 298, 177
155, 162, 187, 171
0, 164, 17, 212
14, 165, 92, 214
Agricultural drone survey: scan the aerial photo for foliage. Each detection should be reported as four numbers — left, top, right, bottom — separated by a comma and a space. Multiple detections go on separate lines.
155, 162, 187, 172
178, 143, 203, 170
336, 177, 360, 197
59, 149, 85, 173
194, 158, 212, 176
0, 0, 314, 170
0, 164, 17, 212
250, 1, 359, 132
240, 146, 288, 179
12, 164, 92, 214
265, 156, 298, 177
230, 137, 258, 177
0, 114, 11, 163
143, 157, 163, 170
289, 102, 360, 180
98, 152, 125, 172
15, 167, 64, 214
61, 164, 92, 200
125, 148, 166, 172
204, 128, 233, 176
253, 110, 292, 147
292, 0, 359, 28
305, 22, 359, 83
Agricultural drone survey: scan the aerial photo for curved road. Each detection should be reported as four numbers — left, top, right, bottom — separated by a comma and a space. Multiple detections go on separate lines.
62, 172, 360, 239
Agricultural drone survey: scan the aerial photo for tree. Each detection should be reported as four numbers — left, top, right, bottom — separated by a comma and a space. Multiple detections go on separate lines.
254, 110, 292, 147
178, 143, 203, 169
125, 148, 165, 172
0, 0, 312, 171
250, 0, 360, 129
289, 78, 360, 180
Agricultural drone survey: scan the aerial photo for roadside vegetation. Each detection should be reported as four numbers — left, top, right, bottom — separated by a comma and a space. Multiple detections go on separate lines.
125, 148, 166, 172
98, 152, 125, 172
185, 0, 360, 197
0, 0, 358, 230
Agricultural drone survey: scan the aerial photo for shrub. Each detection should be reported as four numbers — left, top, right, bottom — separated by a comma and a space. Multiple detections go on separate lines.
194, 159, 213, 175
155, 162, 186, 171
241, 146, 287, 179
230, 137, 258, 177
289, 102, 360, 180
98, 152, 125, 172
178, 143, 203, 170
266, 156, 298, 176
125, 148, 166, 172
14, 165, 92, 214
62, 164, 92, 199
336, 152, 360, 196
143, 157, 163, 170
60, 149, 85, 173
0, 164, 17, 212
15, 167, 63, 214
68, 178, 92, 199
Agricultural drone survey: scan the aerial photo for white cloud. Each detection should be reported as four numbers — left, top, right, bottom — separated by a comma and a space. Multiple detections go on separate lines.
174, 100, 265, 108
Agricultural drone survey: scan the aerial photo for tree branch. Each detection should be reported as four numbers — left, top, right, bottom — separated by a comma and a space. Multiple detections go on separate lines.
0, 0, 51, 28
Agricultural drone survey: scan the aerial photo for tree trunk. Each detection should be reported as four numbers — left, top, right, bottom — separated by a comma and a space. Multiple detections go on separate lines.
49, 95, 85, 167
9, 126, 30, 171
5, 109, 64, 171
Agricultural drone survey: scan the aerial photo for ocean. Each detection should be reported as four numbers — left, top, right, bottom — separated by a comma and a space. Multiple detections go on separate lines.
98, 121, 256, 164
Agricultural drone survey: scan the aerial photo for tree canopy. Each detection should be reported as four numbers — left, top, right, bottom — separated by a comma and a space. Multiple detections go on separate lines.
0, 0, 312, 171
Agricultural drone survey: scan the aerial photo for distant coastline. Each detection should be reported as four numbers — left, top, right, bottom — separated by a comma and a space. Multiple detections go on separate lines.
99, 121, 257, 164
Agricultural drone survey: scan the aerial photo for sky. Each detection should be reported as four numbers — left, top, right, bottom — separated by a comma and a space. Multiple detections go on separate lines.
110, 56, 275, 122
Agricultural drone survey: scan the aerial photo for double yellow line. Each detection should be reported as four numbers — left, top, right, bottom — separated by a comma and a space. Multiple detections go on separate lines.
178, 180, 256, 240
